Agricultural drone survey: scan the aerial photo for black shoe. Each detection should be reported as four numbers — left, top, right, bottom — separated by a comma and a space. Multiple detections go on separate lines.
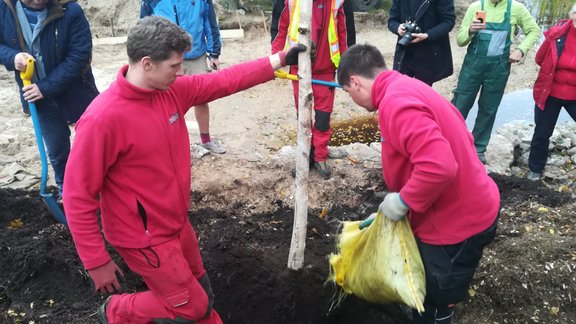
314, 161, 331, 180
97, 296, 111, 324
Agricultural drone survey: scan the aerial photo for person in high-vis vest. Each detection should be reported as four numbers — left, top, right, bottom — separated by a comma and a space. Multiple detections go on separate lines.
272, 0, 349, 179
452, 0, 540, 164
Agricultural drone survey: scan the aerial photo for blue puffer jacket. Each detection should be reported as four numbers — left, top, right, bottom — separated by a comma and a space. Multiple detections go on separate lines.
141, 0, 222, 60
0, 0, 98, 123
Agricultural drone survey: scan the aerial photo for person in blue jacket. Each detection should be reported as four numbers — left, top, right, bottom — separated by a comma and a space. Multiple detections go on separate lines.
141, 0, 226, 154
0, 0, 99, 200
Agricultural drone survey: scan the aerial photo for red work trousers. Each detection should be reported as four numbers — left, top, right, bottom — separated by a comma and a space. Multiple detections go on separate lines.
291, 72, 336, 163
105, 221, 222, 324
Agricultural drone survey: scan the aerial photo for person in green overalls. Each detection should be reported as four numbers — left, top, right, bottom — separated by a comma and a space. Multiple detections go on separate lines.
452, 0, 540, 164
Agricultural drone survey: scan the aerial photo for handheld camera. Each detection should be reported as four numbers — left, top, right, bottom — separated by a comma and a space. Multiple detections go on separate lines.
398, 21, 422, 46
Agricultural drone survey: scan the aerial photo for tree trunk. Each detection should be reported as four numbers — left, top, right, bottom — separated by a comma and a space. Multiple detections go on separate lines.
287, 0, 313, 270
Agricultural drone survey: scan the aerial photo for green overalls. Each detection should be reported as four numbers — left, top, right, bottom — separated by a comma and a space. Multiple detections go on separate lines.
452, 0, 512, 154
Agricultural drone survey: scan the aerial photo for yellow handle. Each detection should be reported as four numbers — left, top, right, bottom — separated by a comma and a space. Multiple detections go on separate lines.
274, 70, 299, 81
19, 57, 35, 87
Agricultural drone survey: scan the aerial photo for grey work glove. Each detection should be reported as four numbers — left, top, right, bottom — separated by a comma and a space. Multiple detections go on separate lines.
379, 192, 409, 221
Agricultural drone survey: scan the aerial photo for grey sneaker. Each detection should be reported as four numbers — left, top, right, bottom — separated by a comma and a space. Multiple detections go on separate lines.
314, 161, 332, 180
200, 140, 226, 154
97, 296, 111, 324
527, 171, 541, 181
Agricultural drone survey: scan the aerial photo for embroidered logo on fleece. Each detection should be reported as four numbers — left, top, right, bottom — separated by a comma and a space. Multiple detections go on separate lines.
168, 113, 179, 124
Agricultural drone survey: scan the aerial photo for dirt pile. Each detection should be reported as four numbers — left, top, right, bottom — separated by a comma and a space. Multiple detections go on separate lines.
1, 173, 575, 324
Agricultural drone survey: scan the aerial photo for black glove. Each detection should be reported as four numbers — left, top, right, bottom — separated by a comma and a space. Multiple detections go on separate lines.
280, 44, 307, 66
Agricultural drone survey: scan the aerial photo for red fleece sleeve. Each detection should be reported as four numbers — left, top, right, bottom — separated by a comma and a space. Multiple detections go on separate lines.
387, 99, 459, 213
337, 3, 348, 52
271, 0, 290, 54
176, 57, 276, 114
63, 114, 115, 270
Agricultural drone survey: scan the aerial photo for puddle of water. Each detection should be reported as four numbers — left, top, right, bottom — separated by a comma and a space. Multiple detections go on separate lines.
464, 89, 574, 133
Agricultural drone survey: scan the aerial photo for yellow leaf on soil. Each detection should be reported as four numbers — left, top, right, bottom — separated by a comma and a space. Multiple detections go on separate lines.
8, 219, 24, 229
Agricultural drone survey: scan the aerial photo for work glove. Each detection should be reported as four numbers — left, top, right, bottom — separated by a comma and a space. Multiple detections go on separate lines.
279, 44, 307, 66
359, 212, 376, 229
379, 192, 409, 221
87, 260, 124, 294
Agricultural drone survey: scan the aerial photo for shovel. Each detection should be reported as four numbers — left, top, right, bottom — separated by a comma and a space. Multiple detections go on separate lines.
274, 70, 342, 88
20, 58, 67, 225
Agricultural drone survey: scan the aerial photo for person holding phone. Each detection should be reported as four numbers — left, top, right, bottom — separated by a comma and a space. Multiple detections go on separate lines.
452, 0, 540, 164
475, 10, 486, 28
387, 0, 456, 86
141, 0, 226, 154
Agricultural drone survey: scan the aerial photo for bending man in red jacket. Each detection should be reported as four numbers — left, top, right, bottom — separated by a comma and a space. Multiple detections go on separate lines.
272, 0, 349, 179
337, 44, 500, 324
63, 16, 304, 324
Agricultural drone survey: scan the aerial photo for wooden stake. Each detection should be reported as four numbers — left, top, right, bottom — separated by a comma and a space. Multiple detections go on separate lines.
109, 18, 115, 37
287, 0, 313, 270
261, 9, 268, 34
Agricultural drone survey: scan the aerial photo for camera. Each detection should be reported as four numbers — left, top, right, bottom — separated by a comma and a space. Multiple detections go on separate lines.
398, 21, 422, 46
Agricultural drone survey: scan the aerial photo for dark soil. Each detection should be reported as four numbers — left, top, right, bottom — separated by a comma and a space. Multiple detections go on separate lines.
1, 174, 575, 324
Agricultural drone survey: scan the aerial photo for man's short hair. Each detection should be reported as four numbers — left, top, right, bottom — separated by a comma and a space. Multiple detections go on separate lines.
337, 44, 387, 86
127, 16, 191, 63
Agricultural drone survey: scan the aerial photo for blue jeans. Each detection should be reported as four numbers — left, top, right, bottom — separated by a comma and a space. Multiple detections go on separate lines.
528, 96, 576, 173
36, 99, 71, 189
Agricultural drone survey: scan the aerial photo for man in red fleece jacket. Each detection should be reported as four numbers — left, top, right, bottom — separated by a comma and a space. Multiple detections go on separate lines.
337, 44, 500, 324
62, 16, 304, 324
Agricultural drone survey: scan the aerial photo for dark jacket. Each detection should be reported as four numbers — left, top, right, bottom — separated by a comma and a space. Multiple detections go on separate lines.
388, 0, 455, 84
0, 0, 98, 123
533, 19, 571, 110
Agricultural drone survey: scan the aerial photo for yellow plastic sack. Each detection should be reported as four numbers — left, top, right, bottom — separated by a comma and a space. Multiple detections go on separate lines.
328, 212, 426, 313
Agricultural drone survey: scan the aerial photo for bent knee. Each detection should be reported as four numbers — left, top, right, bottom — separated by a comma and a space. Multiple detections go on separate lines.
160, 274, 214, 322
314, 110, 331, 132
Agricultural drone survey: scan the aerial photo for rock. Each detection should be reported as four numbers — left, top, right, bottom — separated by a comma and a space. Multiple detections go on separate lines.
369, 142, 381, 153
0, 134, 15, 147
486, 134, 514, 174
328, 146, 348, 159
495, 120, 533, 146
547, 155, 569, 167
273, 145, 296, 160
191, 144, 210, 159
340, 143, 380, 162
71, 302, 89, 310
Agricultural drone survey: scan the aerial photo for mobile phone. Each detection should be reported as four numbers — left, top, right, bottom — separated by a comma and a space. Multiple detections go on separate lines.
475, 10, 486, 28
